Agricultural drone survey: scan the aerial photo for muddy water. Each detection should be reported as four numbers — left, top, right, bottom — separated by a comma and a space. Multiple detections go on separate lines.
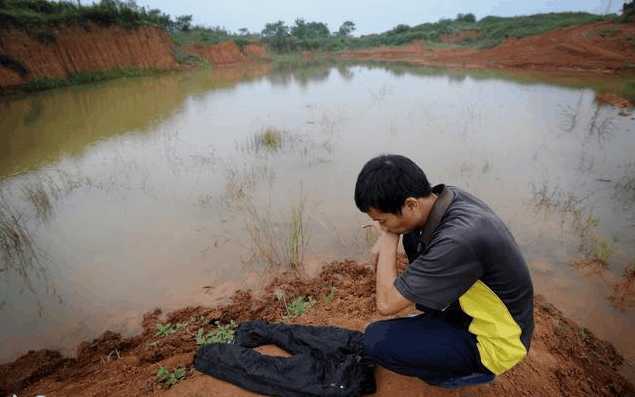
1, 63, 634, 374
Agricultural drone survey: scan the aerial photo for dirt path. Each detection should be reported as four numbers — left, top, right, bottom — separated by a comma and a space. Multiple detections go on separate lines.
337, 21, 635, 74
1, 261, 633, 397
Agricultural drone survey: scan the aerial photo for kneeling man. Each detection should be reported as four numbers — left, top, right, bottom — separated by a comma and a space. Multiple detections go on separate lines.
355, 154, 533, 387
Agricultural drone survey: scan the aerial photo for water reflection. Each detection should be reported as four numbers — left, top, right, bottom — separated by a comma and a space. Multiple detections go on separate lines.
0, 62, 634, 368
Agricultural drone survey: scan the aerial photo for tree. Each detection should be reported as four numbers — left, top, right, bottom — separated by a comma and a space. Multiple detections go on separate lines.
175, 15, 192, 32
291, 18, 330, 39
262, 21, 294, 51
238, 27, 249, 36
338, 20, 356, 36
456, 13, 476, 23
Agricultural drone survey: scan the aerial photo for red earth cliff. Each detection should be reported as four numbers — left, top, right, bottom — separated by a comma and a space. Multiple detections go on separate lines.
0, 23, 178, 89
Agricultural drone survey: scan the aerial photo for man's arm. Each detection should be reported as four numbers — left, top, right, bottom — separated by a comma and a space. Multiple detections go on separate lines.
374, 232, 412, 315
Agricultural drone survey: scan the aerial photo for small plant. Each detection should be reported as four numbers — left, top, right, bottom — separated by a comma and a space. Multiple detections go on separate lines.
283, 295, 315, 320
323, 286, 337, 304
155, 322, 186, 337
195, 321, 237, 345
592, 237, 614, 265
156, 366, 186, 388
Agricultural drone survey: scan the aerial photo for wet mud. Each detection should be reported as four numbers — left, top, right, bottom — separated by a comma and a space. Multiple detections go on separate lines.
1, 260, 633, 397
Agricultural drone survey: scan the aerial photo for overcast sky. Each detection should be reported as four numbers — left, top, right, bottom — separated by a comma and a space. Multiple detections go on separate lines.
134, 0, 624, 35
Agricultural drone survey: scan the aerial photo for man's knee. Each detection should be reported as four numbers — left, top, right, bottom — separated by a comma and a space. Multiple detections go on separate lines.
363, 320, 392, 358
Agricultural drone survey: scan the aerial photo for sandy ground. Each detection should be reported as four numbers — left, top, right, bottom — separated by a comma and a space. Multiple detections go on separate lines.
1, 260, 633, 397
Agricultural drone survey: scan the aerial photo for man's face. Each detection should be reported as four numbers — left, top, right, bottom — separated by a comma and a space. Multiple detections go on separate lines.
367, 205, 419, 235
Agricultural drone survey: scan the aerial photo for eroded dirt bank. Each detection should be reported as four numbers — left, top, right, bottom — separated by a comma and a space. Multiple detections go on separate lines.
183, 41, 269, 66
337, 21, 635, 74
0, 24, 177, 89
0, 24, 269, 91
1, 261, 633, 397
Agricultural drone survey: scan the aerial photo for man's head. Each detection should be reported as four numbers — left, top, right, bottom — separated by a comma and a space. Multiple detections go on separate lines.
354, 154, 433, 234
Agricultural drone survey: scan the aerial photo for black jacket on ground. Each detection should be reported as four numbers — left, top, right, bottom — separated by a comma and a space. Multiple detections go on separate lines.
193, 320, 376, 397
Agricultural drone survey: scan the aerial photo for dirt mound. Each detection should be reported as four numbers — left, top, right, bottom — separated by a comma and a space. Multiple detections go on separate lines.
2, 260, 633, 396
0, 23, 177, 89
183, 41, 268, 66
338, 21, 635, 74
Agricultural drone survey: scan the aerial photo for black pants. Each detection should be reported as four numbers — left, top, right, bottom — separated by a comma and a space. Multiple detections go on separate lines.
194, 320, 376, 397
363, 313, 492, 385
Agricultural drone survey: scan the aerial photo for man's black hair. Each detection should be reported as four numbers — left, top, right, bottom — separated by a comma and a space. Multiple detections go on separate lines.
354, 154, 431, 214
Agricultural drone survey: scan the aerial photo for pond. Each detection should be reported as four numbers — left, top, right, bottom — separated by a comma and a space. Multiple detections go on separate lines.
1, 62, 634, 374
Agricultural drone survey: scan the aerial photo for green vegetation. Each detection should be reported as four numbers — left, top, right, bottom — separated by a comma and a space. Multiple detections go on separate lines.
195, 321, 237, 345
591, 236, 614, 266
352, 12, 607, 49
0, 0, 187, 30
156, 367, 186, 388
258, 12, 608, 53
275, 290, 315, 320
18, 68, 165, 93
154, 322, 186, 337
323, 286, 337, 304
288, 197, 307, 269
285, 295, 315, 319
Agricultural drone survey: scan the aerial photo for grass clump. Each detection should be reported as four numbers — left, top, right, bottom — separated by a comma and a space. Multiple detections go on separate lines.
156, 367, 186, 388
155, 322, 186, 337
591, 237, 614, 266
260, 128, 282, 150
195, 321, 237, 345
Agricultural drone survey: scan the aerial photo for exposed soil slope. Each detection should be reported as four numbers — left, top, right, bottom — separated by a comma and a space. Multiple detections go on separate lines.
0, 24, 177, 89
184, 41, 269, 65
1, 261, 632, 397
338, 21, 635, 74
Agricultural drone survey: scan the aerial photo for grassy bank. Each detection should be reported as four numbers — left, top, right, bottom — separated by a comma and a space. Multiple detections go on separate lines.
353, 12, 609, 49
0, 68, 171, 96
257, 12, 612, 53
0, 0, 175, 29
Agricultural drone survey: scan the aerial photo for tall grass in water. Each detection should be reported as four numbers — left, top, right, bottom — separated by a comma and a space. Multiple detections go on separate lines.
287, 197, 306, 269
0, 193, 51, 310
239, 190, 309, 270
20, 180, 54, 222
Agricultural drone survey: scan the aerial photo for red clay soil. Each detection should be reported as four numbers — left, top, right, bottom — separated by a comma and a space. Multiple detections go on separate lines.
597, 92, 635, 108
338, 21, 635, 74
1, 260, 633, 397
183, 41, 269, 66
0, 24, 177, 89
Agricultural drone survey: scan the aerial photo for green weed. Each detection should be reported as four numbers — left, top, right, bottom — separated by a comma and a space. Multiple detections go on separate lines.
323, 286, 337, 304
591, 237, 614, 265
287, 198, 306, 269
195, 321, 237, 345
155, 322, 186, 337
276, 293, 315, 320
156, 366, 186, 388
